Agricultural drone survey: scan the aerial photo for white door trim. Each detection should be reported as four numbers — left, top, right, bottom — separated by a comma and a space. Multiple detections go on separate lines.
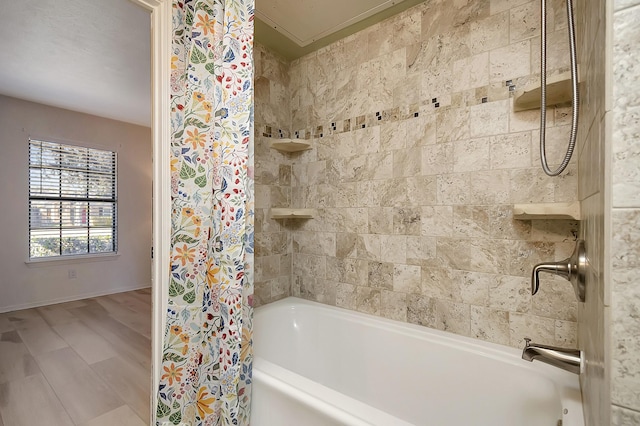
129, 0, 171, 422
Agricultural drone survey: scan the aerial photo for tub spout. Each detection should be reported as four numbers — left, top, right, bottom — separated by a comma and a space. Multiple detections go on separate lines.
522, 338, 582, 375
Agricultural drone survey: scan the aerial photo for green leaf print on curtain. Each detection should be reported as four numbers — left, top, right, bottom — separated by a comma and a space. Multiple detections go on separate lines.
157, 0, 254, 425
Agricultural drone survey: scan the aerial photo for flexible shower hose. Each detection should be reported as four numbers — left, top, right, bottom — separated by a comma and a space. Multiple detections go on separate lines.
539, 0, 579, 176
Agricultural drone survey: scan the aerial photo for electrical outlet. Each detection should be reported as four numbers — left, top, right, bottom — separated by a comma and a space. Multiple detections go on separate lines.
68, 269, 77, 279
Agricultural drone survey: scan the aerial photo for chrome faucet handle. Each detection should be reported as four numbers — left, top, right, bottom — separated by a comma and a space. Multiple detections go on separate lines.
524, 337, 531, 347
531, 239, 586, 302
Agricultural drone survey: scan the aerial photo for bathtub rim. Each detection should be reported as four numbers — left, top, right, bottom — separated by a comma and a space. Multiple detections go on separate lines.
253, 296, 585, 426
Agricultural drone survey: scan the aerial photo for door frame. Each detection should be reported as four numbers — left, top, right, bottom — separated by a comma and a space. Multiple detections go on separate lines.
129, 0, 171, 421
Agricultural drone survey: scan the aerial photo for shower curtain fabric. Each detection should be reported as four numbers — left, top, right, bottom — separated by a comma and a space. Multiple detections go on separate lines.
157, 0, 254, 425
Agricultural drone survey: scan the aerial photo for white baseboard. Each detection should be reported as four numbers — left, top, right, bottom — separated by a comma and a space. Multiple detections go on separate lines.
0, 284, 152, 313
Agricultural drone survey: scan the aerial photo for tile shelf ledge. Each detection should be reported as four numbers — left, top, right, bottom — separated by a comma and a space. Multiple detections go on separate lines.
512, 202, 581, 220
269, 138, 312, 153
270, 208, 316, 219
513, 70, 579, 112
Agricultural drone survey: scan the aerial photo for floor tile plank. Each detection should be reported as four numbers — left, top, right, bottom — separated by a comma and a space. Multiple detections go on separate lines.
92, 356, 151, 424
0, 374, 74, 426
53, 321, 117, 364
70, 303, 151, 369
0, 331, 41, 384
36, 305, 78, 327
81, 405, 146, 426
16, 325, 68, 355
5, 309, 48, 330
0, 290, 151, 426
0, 315, 15, 334
94, 296, 151, 338
36, 347, 123, 425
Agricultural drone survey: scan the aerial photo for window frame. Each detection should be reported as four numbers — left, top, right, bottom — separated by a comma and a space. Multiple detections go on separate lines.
27, 138, 118, 260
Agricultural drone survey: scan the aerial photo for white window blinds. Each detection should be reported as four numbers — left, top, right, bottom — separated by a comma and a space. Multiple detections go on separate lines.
28, 139, 117, 258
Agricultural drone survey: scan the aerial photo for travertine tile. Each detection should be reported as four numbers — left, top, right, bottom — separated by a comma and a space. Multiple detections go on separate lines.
405, 235, 437, 267
490, 0, 530, 15
421, 267, 455, 300
326, 257, 368, 286
469, 100, 509, 137
509, 1, 540, 42
451, 270, 493, 306
380, 290, 408, 322
422, 143, 454, 175
356, 287, 381, 315
489, 205, 532, 240
392, 264, 422, 294
452, 205, 491, 238
555, 320, 577, 347
336, 283, 357, 310
336, 233, 357, 258
393, 207, 421, 235
509, 240, 555, 277
612, 405, 640, 426
356, 234, 381, 261
407, 295, 436, 327
531, 275, 578, 321
368, 261, 394, 290
368, 207, 394, 234
453, 137, 491, 172
489, 275, 531, 313
293, 253, 326, 278
421, 206, 453, 237
393, 147, 422, 177
509, 312, 556, 348
452, 52, 489, 92
436, 107, 470, 143
490, 132, 532, 169
433, 299, 471, 336
489, 41, 531, 83
471, 306, 510, 345
470, 11, 509, 53
406, 176, 437, 206
381, 235, 407, 264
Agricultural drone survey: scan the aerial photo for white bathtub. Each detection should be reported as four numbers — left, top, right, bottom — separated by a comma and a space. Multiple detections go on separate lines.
251, 298, 584, 426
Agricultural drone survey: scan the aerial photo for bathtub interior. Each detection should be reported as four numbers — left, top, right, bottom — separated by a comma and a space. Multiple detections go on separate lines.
253, 298, 583, 426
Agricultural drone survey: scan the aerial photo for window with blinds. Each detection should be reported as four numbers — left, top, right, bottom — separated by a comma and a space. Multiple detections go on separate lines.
28, 139, 117, 259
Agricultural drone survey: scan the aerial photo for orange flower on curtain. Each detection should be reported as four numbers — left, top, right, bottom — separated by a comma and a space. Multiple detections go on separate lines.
157, 0, 254, 425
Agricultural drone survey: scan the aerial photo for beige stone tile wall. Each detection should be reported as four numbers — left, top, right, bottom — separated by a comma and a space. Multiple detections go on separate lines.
575, 0, 609, 422
253, 44, 293, 306
610, 0, 640, 423
280, 0, 579, 350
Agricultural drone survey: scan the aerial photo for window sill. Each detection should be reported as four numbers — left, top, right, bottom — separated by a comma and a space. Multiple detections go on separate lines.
25, 252, 120, 267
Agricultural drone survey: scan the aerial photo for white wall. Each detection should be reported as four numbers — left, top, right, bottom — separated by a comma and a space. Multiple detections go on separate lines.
0, 95, 152, 312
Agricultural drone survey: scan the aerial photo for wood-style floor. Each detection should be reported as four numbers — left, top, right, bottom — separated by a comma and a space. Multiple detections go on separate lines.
0, 289, 152, 426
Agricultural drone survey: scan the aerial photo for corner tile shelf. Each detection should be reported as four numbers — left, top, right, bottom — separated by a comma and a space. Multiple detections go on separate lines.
513, 70, 576, 112
512, 202, 581, 220
270, 208, 316, 220
270, 138, 312, 153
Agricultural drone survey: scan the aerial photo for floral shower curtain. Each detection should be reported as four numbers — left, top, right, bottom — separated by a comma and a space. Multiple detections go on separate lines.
157, 0, 254, 425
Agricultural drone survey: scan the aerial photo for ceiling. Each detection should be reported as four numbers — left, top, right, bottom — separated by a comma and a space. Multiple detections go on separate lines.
0, 0, 421, 127
0, 0, 151, 126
